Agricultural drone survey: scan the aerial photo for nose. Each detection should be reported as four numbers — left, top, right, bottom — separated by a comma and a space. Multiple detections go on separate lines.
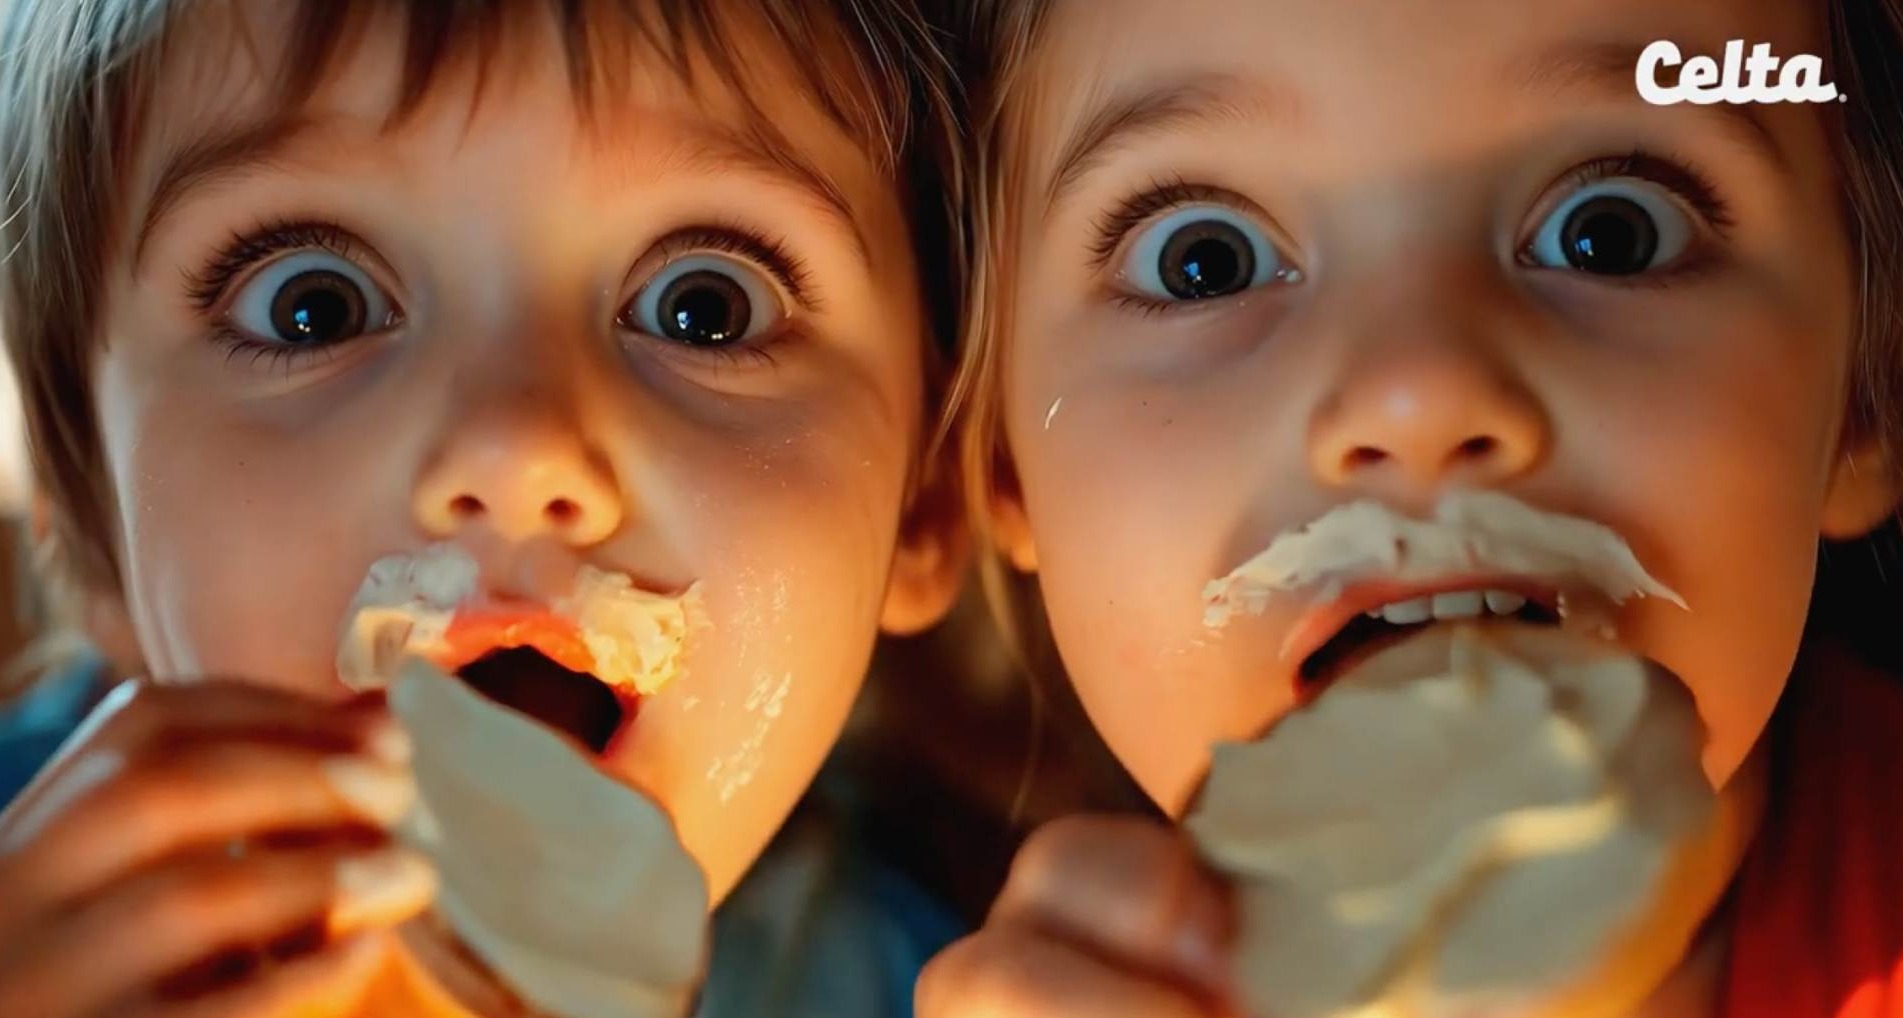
1305, 311, 1548, 495
412, 404, 625, 547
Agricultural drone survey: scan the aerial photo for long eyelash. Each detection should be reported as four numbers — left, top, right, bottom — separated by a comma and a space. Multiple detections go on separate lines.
1108, 293, 1190, 317
210, 328, 346, 377
691, 343, 783, 372
1561, 150, 1735, 230
653, 222, 820, 313
181, 218, 361, 312
1088, 174, 1234, 271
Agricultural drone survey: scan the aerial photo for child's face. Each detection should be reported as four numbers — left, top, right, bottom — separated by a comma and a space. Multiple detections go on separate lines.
993, 0, 1897, 813
92, 5, 957, 901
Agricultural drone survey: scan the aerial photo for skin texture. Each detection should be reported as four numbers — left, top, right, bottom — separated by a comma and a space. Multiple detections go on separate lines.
923, 0, 1902, 1015
0, 4, 962, 1015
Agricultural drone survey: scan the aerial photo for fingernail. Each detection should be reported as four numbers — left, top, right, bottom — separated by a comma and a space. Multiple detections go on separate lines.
331, 846, 437, 931
363, 718, 413, 765
321, 756, 415, 827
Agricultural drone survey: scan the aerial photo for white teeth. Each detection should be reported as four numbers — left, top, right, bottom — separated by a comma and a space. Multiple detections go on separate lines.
1483, 590, 1527, 615
1365, 589, 1527, 627
1379, 598, 1433, 625
1429, 591, 1484, 619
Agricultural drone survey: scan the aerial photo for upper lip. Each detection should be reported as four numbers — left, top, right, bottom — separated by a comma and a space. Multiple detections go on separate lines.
434, 601, 599, 679
1203, 493, 1687, 668
339, 541, 704, 697
1279, 572, 1561, 666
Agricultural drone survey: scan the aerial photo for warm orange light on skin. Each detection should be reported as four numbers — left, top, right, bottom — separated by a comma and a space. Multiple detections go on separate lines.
85, 3, 963, 1013
986, 0, 1900, 1012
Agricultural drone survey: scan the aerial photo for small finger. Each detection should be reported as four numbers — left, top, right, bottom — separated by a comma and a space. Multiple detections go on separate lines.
111, 929, 394, 1018
992, 814, 1234, 993
0, 843, 433, 1018
917, 926, 1217, 1018
19, 680, 394, 788
1, 743, 415, 917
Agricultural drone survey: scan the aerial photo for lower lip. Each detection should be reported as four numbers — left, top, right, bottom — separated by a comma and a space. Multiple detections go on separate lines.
1282, 578, 1554, 664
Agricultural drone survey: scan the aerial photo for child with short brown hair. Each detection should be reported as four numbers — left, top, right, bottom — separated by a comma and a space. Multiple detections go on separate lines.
0, 2, 969, 1014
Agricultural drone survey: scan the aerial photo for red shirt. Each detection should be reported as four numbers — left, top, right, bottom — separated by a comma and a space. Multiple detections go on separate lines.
1720, 646, 1903, 1017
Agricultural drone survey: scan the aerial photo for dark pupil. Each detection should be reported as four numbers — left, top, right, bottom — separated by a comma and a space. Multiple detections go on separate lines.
658, 271, 750, 346
1159, 221, 1254, 300
270, 270, 367, 345
1560, 196, 1659, 275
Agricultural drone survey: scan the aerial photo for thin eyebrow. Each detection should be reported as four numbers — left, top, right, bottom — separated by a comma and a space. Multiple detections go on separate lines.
132, 115, 327, 272
1043, 72, 1291, 219
1512, 39, 1787, 168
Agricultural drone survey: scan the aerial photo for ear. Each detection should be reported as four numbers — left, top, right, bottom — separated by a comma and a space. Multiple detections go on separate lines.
989, 455, 1039, 574
879, 447, 974, 636
1820, 433, 1902, 540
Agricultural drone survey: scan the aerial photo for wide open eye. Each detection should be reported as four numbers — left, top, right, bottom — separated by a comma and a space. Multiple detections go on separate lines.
1526, 179, 1694, 276
619, 254, 785, 347
1121, 205, 1286, 302
226, 251, 398, 346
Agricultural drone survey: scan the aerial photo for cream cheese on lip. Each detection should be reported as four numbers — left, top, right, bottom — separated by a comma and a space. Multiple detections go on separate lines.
335, 542, 706, 696
1201, 490, 1686, 633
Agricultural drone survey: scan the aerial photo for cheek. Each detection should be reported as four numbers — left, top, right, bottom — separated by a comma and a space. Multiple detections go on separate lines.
95, 351, 410, 697
1607, 425, 1826, 785
1006, 344, 1298, 814
1557, 304, 1845, 786
608, 390, 912, 901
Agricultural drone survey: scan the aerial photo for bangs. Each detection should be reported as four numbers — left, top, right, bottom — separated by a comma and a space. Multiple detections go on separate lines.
130, 0, 940, 175
256, 0, 940, 175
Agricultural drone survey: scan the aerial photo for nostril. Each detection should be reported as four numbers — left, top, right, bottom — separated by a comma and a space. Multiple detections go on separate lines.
545, 498, 580, 525
449, 494, 484, 519
1343, 446, 1388, 471
1455, 435, 1499, 460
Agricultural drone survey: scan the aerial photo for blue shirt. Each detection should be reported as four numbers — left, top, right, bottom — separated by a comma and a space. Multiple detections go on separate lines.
0, 652, 108, 805
0, 662, 961, 1018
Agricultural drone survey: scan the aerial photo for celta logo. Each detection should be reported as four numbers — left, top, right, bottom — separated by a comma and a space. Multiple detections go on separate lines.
1637, 40, 1841, 105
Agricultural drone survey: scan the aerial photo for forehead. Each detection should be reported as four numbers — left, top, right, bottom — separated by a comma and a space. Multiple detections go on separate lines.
127, 1, 884, 244
1020, 0, 1830, 185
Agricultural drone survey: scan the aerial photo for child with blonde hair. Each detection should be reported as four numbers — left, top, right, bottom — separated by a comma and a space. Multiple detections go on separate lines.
926, 0, 1903, 1015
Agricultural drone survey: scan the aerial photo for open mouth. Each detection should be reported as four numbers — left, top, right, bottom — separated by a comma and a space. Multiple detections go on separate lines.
337, 547, 705, 757
1297, 588, 1562, 695
453, 646, 631, 755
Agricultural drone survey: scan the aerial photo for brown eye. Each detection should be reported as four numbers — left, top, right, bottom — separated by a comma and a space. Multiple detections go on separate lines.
1528, 181, 1692, 276
619, 254, 783, 346
652, 270, 751, 346
229, 251, 398, 345
1159, 221, 1256, 298
1121, 205, 1282, 302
